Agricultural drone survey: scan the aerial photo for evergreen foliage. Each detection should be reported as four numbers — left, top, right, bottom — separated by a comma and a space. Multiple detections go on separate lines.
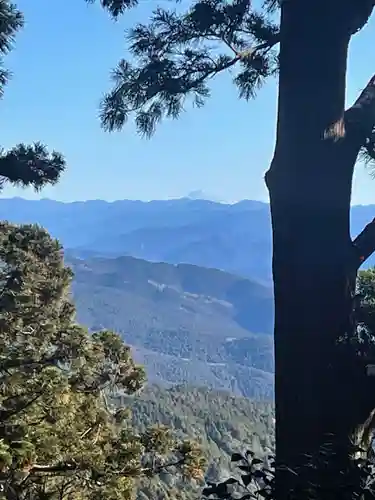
87, 0, 375, 162
0, 2, 65, 192
89, 0, 279, 136
0, 222, 204, 500
117, 385, 274, 500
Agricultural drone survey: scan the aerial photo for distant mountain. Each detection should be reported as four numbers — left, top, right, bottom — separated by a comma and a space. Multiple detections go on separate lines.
185, 190, 224, 202
1, 197, 374, 284
67, 254, 274, 399
0, 197, 272, 283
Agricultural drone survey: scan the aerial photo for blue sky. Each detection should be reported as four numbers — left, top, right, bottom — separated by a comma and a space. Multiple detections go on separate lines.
1, 0, 375, 203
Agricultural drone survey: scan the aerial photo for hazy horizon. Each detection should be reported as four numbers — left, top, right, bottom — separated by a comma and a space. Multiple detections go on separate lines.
2, 195, 375, 208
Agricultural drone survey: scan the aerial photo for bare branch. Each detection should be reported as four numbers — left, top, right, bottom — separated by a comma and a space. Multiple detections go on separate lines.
345, 75, 375, 141
353, 217, 375, 267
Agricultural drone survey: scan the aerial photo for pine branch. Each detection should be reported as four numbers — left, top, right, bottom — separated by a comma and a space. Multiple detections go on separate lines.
0, 355, 58, 372
141, 457, 185, 474
0, 1, 24, 54
0, 62, 9, 99
99, 0, 279, 136
26, 455, 188, 477
0, 0, 24, 97
27, 463, 78, 475
0, 389, 45, 421
85, 0, 138, 18
0, 142, 66, 191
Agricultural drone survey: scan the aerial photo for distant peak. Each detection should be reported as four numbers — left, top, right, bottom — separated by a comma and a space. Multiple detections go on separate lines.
185, 190, 223, 203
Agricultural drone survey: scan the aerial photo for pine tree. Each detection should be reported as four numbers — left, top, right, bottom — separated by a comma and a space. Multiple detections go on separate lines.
89, 0, 375, 497
0, 1, 65, 191
0, 222, 204, 500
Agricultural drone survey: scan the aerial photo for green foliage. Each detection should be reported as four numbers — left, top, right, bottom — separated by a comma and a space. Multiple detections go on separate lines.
97, 0, 279, 136
0, 0, 23, 98
88, 0, 375, 174
203, 450, 274, 500
337, 268, 375, 359
0, 222, 204, 499
0, 2, 65, 191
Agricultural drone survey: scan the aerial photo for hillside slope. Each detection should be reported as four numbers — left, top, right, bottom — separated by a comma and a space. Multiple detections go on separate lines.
121, 384, 274, 500
68, 255, 274, 398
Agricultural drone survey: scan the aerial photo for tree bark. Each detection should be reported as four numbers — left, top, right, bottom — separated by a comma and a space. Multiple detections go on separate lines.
265, 2, 375, 498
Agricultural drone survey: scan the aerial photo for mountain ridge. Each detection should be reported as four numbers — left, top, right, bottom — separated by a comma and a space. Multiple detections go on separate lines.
67, 253, 274, 399
2, 197, 374, 284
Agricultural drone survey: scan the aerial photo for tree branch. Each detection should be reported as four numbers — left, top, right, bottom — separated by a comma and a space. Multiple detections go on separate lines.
0, 356, 57, 372
85, 0, 136, 19
345, 0, 375, 35
345, 74, 375, 142
23, 456, 187, 478
353, 218, 375, 267
140, 458, 185, 475
100, 1, 280, 137
0, 389, 45, 421
28, 463, 77, 475
0, 143, 65, 192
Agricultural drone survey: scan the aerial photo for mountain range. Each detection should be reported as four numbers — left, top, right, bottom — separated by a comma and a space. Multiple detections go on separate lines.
0, 197, 272, 283
68, 254, 274, 399
2, 197, 375, 285
3, 196, 375, 397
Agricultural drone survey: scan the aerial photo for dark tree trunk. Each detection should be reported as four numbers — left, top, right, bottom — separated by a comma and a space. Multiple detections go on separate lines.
266, 2, 375, 498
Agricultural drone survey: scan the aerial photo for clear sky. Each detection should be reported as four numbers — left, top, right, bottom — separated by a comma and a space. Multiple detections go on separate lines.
1, 0, 375, 203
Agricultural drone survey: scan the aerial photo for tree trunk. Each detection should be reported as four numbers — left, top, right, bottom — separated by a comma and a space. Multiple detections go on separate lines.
266, 2, 375, 499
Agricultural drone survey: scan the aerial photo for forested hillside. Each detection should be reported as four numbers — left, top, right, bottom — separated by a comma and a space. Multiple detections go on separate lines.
68, 254, 274, 398
118, 385, 274, 500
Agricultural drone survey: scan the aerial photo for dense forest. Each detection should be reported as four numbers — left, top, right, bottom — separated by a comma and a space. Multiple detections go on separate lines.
119, 385, 274, 500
